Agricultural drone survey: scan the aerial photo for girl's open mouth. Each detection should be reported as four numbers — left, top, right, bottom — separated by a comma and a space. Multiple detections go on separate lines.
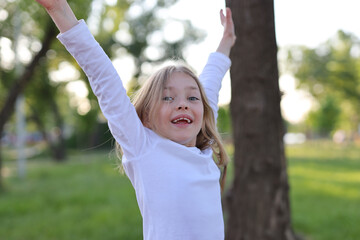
171, 117, 192, 124
171, 114, 193, 124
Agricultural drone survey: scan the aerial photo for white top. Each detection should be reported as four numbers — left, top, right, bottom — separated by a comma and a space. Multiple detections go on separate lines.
58, 20, 231, 240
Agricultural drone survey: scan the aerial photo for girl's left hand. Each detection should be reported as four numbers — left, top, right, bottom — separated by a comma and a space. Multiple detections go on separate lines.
220, 8, 236, 47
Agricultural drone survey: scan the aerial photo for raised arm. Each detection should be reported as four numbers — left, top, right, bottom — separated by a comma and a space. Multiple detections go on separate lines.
199, 8, 235, 121
35, 0, 150, 158
35, 0, 78, 33
216, 8, 236, 57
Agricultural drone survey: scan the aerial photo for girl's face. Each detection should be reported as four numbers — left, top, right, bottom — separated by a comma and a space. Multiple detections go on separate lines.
150, 72, 204, 147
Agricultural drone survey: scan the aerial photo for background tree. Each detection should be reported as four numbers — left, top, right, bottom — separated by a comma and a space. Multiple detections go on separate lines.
225, 0, 297, 239
285, 31, 360, 139
0, 0, 93, 189
1, 0, 62, 188
305, 95, 341, 137
217, 105, 232, 136
119, 0, 205, 92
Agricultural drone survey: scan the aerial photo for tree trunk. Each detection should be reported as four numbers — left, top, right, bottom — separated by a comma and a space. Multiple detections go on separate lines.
29, 102, 67, 162
225, 0, 297, 239
0, 21, 57, 185
48, 97, 67, 161
0, 141, 3, 191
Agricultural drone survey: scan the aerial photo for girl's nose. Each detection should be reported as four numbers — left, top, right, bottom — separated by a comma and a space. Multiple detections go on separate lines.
177, 99, 189, 110
178, 105, 188, 110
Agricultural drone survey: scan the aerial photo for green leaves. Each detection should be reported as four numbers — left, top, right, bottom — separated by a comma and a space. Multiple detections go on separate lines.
285, 30, 360, 135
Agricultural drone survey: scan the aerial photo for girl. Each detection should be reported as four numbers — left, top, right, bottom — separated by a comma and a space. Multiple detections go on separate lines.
35, 0, 236, 239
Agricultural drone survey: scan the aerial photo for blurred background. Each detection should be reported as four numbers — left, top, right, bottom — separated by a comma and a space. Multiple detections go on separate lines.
0, 0, 359, 239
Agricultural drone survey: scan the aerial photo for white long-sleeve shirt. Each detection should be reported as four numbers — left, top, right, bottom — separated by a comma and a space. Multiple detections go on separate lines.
58, 20, 231, 240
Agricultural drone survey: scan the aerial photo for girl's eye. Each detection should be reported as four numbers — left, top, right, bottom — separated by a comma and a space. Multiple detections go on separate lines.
188, 96, 199, 101
162, 96, 174, 101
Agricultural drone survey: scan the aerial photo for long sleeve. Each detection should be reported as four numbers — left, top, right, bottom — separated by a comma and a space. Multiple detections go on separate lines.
199, 52, 231, 121
57, 20, 149, 159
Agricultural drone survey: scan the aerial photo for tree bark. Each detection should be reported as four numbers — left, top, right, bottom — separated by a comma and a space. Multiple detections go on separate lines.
225, 0, 297, 239
0, 21, 57, 186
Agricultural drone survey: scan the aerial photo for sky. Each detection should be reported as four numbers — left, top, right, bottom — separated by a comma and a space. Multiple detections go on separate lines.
167, 0, 360, 123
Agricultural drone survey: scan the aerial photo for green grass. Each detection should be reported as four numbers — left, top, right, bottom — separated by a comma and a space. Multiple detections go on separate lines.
0, 151, 142, 240
286, 141, 360, 240
1, 141, 359, 240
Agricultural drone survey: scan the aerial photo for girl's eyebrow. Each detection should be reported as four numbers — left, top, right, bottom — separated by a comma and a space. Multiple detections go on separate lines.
164, 86, 199, 90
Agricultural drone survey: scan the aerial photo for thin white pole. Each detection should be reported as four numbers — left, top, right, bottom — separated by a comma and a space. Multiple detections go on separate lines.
16, 95, 26, 178
14, 6, 26, 178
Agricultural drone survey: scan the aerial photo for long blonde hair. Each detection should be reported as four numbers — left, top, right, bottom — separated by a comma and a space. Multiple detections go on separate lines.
117, 65, 229, 190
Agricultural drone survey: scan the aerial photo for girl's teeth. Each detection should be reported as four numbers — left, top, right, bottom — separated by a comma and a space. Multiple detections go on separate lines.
173, 118, 191, 123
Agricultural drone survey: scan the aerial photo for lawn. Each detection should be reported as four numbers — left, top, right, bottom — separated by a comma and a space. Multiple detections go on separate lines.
0, 141, 359, 240
0, 151, 143, 240
286, 141, 360, 240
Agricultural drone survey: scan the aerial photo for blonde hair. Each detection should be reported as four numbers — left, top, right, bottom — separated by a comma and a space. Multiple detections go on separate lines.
116, 65, 229, 190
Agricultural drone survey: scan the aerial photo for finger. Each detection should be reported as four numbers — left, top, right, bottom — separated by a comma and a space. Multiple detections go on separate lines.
220, 9, 226, 26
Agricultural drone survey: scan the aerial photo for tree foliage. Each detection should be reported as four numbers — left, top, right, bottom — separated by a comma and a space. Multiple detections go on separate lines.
306, 95, 341, 137
217, 105, 232, 135
285, 30, 360, 135
0, 0, 94, 164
